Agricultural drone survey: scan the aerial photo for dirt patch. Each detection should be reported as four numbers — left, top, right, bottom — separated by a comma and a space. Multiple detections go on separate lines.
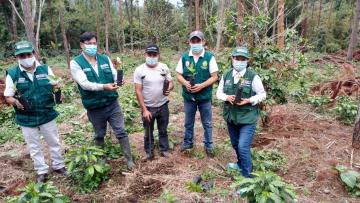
126, 174, 164, 201
140, 160, 176, 175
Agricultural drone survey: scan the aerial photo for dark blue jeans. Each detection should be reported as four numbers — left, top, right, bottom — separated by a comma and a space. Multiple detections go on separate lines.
87, 101, 128, 145
142, 103, 170, 154
227, 122, 256, 178
183, 99, 213, 150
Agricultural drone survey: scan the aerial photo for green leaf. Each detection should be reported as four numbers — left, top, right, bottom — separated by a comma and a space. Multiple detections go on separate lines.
87, 166, 94, 177
340, 171, 360, 188
335, 165, 347, 172
93, 164, 104, 173
269, 192, 282, 203
75, 155, 81, 163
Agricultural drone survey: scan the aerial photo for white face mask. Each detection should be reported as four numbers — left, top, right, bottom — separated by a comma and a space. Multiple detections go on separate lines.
19, 56, 36, 68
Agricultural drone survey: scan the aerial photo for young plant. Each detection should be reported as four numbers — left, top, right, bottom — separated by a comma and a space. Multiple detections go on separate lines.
231, 172, 297, 203
65, 145, 110, 193
6, 181, 70, 203
307, 95, 331, 112
334, 96, 358, 125
336, 165, 360, 197
186, 181, 203, 193
103, 138, 123, 160
158, 189, 179, 203
252, 149, 287, 172
186, 63, 196, 86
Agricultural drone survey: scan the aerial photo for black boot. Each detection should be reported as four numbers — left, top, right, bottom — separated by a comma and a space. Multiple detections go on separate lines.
119, 137, 135, 170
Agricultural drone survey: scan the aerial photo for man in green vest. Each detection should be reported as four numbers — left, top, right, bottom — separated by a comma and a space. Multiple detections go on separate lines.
4, 41, 66, 183
70, 32, 134, 170
216, 47, 266, 177
176, 31, 219, 158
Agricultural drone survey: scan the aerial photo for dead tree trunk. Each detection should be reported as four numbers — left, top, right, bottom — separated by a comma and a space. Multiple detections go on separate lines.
300, 0, 308, 38
59, 5, 70, 68
352, 99, 360, 148
11, 4, 18, 41
195, 0, 200, 30
347, 0, 360, 61
104, 0, 110, 54
276, 0, 285, 49
22, 0, 38, 56
236, 0, 244, 45
188, 0, 193, 32
215, 0, 225, 53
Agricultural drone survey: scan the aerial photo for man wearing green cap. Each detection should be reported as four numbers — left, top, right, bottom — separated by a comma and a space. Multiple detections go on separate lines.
176, 31, 218, 158
216, 47, 266, 178
3, 41, 66, 183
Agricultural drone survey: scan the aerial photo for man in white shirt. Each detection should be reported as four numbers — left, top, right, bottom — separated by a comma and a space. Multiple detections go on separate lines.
176, 31, 218, 158
134, 44, 174, 161
70, 32, 134, 170
216, 47, 266, 178
4, 41, 66, 183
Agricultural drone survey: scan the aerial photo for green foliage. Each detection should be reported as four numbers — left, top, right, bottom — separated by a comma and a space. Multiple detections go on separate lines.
103, 138, 123, 160
65, 145, 110, 193
6, 182, 70, 203
334, 96, 358, 125
158, 189, 179, 203
118, 85, 142, 133
61, 84, 79, 103
336, 165, 360, 197
186, 181, 203, 193
63, 121, 88, 146
55, 103, 81, 123
0, 107, 23, 144
307, 95, 331, 112
252, 149, 287, 172
231, 172, 297, 203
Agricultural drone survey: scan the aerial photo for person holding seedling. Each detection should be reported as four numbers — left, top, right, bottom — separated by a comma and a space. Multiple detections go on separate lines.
175, 31, 219, 158
216, 47, 266, 178
70, 32, 135, 170
3, 41, 66, 183
134, 44, 174, 161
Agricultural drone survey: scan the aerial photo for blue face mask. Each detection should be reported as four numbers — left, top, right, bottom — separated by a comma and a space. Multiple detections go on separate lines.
84, 44, 97, 56
233, 60, 248, 72
146, 57, 158, 66
191, 43, 203, 54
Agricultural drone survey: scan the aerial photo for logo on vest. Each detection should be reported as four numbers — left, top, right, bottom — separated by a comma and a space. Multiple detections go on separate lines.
83, 68, 91, 72
201, 61, 208, 69
18, 77, 27, 83
241, 80, 251, 86
36, 74, 47, 80
100, 64, 109, 69
225, 80, 231, 85
185, 61, 190, 67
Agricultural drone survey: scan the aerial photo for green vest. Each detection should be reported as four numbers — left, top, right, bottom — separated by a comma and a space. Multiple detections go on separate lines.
223, 68, 259, 125
74, 53, 118, 110
6, 65, 58, 127
181, 51, 213, 102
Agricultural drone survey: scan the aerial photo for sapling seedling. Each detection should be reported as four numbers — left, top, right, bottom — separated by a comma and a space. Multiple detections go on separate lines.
161, 69, 169, 95
116, 57, 124, 86
187, 63, 196, 87
48, 75, 63, 104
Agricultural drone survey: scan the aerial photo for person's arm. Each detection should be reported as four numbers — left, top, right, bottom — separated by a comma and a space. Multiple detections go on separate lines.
191, 56, 219, 93
237, 75, 266, 106
249, 75, 266, 105
175, 59, 192, 91
70, 60, 117, 91
4, 75, 24, 109
216, 74, 236, 104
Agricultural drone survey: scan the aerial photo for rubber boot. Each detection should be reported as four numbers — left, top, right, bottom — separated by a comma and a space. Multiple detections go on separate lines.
119, 137, 135, 170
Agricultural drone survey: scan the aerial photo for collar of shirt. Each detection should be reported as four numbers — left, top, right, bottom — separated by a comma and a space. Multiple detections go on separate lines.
232, 68, 247, 77
18, 60, 41, 73
189, 48, 205, 58
82, 52, 98, 65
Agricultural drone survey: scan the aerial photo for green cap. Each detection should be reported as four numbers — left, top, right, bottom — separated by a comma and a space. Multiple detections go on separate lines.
14, 41, 34, 56
231, 47, 250, 58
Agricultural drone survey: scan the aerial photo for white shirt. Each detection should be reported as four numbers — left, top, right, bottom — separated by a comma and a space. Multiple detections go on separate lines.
175, 49, 219, 74
134, 62, 172, 107
70, 53, 117, 91
216, 68, 266, 106
4, 60, 55, 97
